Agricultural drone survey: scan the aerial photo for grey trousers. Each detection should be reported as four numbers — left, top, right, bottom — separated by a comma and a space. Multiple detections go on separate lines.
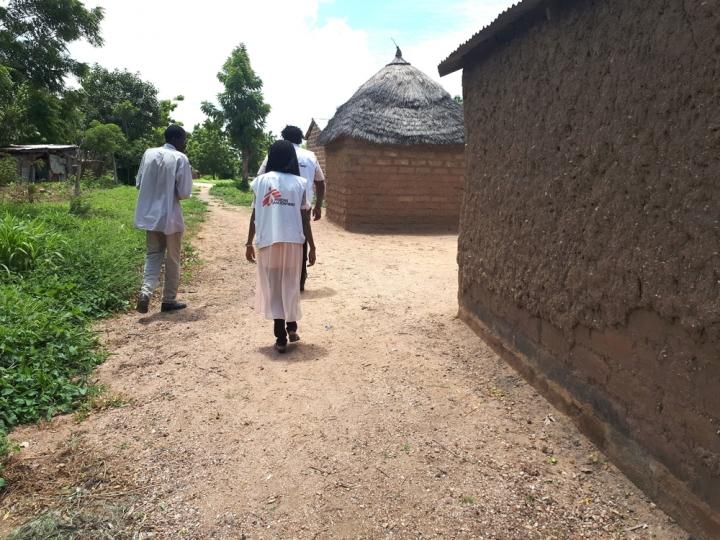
141, 231, 182, 302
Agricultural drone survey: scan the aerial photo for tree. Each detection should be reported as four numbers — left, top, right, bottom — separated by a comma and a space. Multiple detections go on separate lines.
0, 0, 104, 92
186, 122, 240, 179
82, 65, 161, 141
0, 65, 31, 146
82, 122, 127, 183
204, 44, 270, 180
0, 1, 103, 146
81, 65, 163, 182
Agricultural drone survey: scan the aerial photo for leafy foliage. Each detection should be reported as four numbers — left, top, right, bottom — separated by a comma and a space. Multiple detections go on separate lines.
203, 44, 270, 179
0, 0, 104, 92
0, 186, 206, 467
0, 156, 19, 186
81, 65, 161, 142
82, 122, 126, 156
187, 122, 239, 179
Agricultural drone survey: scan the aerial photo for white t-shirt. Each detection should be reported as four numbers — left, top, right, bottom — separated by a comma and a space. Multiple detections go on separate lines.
257, 144, 325, 210
251, 171, 308, 249
135, 144, 193, 234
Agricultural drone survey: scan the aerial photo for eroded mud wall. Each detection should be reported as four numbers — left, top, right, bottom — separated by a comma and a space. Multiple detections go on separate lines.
458, 1, 720, 537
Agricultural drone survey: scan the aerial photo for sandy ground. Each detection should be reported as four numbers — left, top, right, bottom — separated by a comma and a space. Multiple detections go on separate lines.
0, 185, 688, 539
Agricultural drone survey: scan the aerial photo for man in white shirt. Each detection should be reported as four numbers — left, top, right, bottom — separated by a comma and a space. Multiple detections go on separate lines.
134, 125, 194, 314
257, 125, 325, 290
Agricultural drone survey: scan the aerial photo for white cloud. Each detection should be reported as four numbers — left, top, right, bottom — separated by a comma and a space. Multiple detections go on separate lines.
69, 1, 514, 135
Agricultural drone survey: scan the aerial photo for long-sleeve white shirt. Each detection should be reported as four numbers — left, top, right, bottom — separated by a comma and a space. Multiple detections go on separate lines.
134, 144, 193, 234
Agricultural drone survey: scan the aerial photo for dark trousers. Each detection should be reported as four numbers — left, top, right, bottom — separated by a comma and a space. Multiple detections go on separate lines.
301, 241, 308, 290
301, 209, 310, 291
274, 319, 298, 344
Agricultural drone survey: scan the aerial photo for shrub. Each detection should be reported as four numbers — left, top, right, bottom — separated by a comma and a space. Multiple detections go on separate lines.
233, 177, 249, 191
0, 156, 18, 186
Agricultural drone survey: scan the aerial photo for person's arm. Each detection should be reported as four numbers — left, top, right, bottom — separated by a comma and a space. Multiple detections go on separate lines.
175, 157, 193, 200
312, 161, 325, 221
245, 209, 256, 263
302, 210, 316, 266
135, 151, 147, 189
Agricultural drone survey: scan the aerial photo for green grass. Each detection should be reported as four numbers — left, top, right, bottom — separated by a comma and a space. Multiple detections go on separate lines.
209, 181, 253, 207
0, 184, 207, 487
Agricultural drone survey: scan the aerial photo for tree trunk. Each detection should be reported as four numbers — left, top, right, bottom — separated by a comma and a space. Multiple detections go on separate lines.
242, 149, 249, 180
112, 153, 119, 184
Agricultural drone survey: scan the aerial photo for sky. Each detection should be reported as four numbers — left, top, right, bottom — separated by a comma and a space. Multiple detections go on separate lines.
68, 0, 516, 136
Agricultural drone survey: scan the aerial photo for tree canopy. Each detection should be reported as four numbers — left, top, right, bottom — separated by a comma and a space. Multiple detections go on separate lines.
203, 44, 271, 179
0, 0, 104, 91
186, 122, 239, 180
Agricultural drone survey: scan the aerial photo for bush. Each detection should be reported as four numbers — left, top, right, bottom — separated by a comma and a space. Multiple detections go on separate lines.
0, 156, 18, 186
233, 177, 249, 191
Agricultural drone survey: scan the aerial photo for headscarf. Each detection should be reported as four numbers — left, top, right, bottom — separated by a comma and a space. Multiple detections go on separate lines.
265, 140, 300, 176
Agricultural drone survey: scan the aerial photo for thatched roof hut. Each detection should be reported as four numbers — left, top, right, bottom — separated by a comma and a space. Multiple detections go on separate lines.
319, 48, 464, 147
320, 48, 465, 231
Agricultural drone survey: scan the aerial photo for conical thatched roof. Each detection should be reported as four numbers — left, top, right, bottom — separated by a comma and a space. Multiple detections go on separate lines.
318, 48, 464, 146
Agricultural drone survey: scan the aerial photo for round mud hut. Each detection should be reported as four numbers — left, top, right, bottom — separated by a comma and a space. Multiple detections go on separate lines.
318, 48, 465, 231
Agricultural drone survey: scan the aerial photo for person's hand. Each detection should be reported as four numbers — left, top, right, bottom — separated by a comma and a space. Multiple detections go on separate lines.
246, 244, 256, 263
308, 246, 316, 266
312, 205, 322, 221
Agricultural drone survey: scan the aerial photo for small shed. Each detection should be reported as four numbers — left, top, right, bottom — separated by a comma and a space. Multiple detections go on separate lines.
318, 48, 465, 231
0, 145, 78, 182
305, 118, 328, 175
439, 1, 720, 538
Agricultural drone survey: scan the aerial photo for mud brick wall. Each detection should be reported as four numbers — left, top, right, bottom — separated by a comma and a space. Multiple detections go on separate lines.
458, 1, 720, 537
324, 138, 465, 231
306, 125, 327, 176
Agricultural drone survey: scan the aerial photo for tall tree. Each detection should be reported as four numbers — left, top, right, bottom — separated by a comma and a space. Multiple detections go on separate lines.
204, 44, 270, 180
0, 0, 104, 91
81, 65, 161, 141
0, 0, 103, 145
81, 65, 163, 182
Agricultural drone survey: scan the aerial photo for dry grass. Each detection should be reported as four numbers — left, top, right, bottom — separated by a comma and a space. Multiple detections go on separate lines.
1, 434, 152, 539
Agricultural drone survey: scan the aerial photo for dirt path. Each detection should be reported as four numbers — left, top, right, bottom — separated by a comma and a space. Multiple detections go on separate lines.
1, 185, 686, 539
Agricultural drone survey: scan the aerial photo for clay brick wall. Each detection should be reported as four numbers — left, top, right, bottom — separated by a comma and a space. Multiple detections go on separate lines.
458, 1, 720, 538
324, 138, 465, 231
306, 125, 327, 176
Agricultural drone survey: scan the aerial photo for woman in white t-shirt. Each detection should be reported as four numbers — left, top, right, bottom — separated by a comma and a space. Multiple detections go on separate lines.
245, 140, 316, 352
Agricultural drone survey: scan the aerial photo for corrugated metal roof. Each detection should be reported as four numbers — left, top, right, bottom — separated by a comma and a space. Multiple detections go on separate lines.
1, 144, 78, 154
438, 0, 559, 76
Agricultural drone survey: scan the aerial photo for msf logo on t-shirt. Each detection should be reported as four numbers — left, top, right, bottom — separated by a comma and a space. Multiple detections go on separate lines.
262, 186, 296, 208
262, 187, 281, 207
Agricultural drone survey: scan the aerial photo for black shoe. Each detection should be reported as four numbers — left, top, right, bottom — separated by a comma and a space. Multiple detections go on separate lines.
136, 293, 150, 314
288, 331, 301, 343
275, 340, 288, 353
161, 301, 187, 313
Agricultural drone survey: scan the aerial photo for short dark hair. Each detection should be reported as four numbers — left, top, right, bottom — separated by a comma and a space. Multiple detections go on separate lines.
280, 125, 303, 144
164, 124, 186, 143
